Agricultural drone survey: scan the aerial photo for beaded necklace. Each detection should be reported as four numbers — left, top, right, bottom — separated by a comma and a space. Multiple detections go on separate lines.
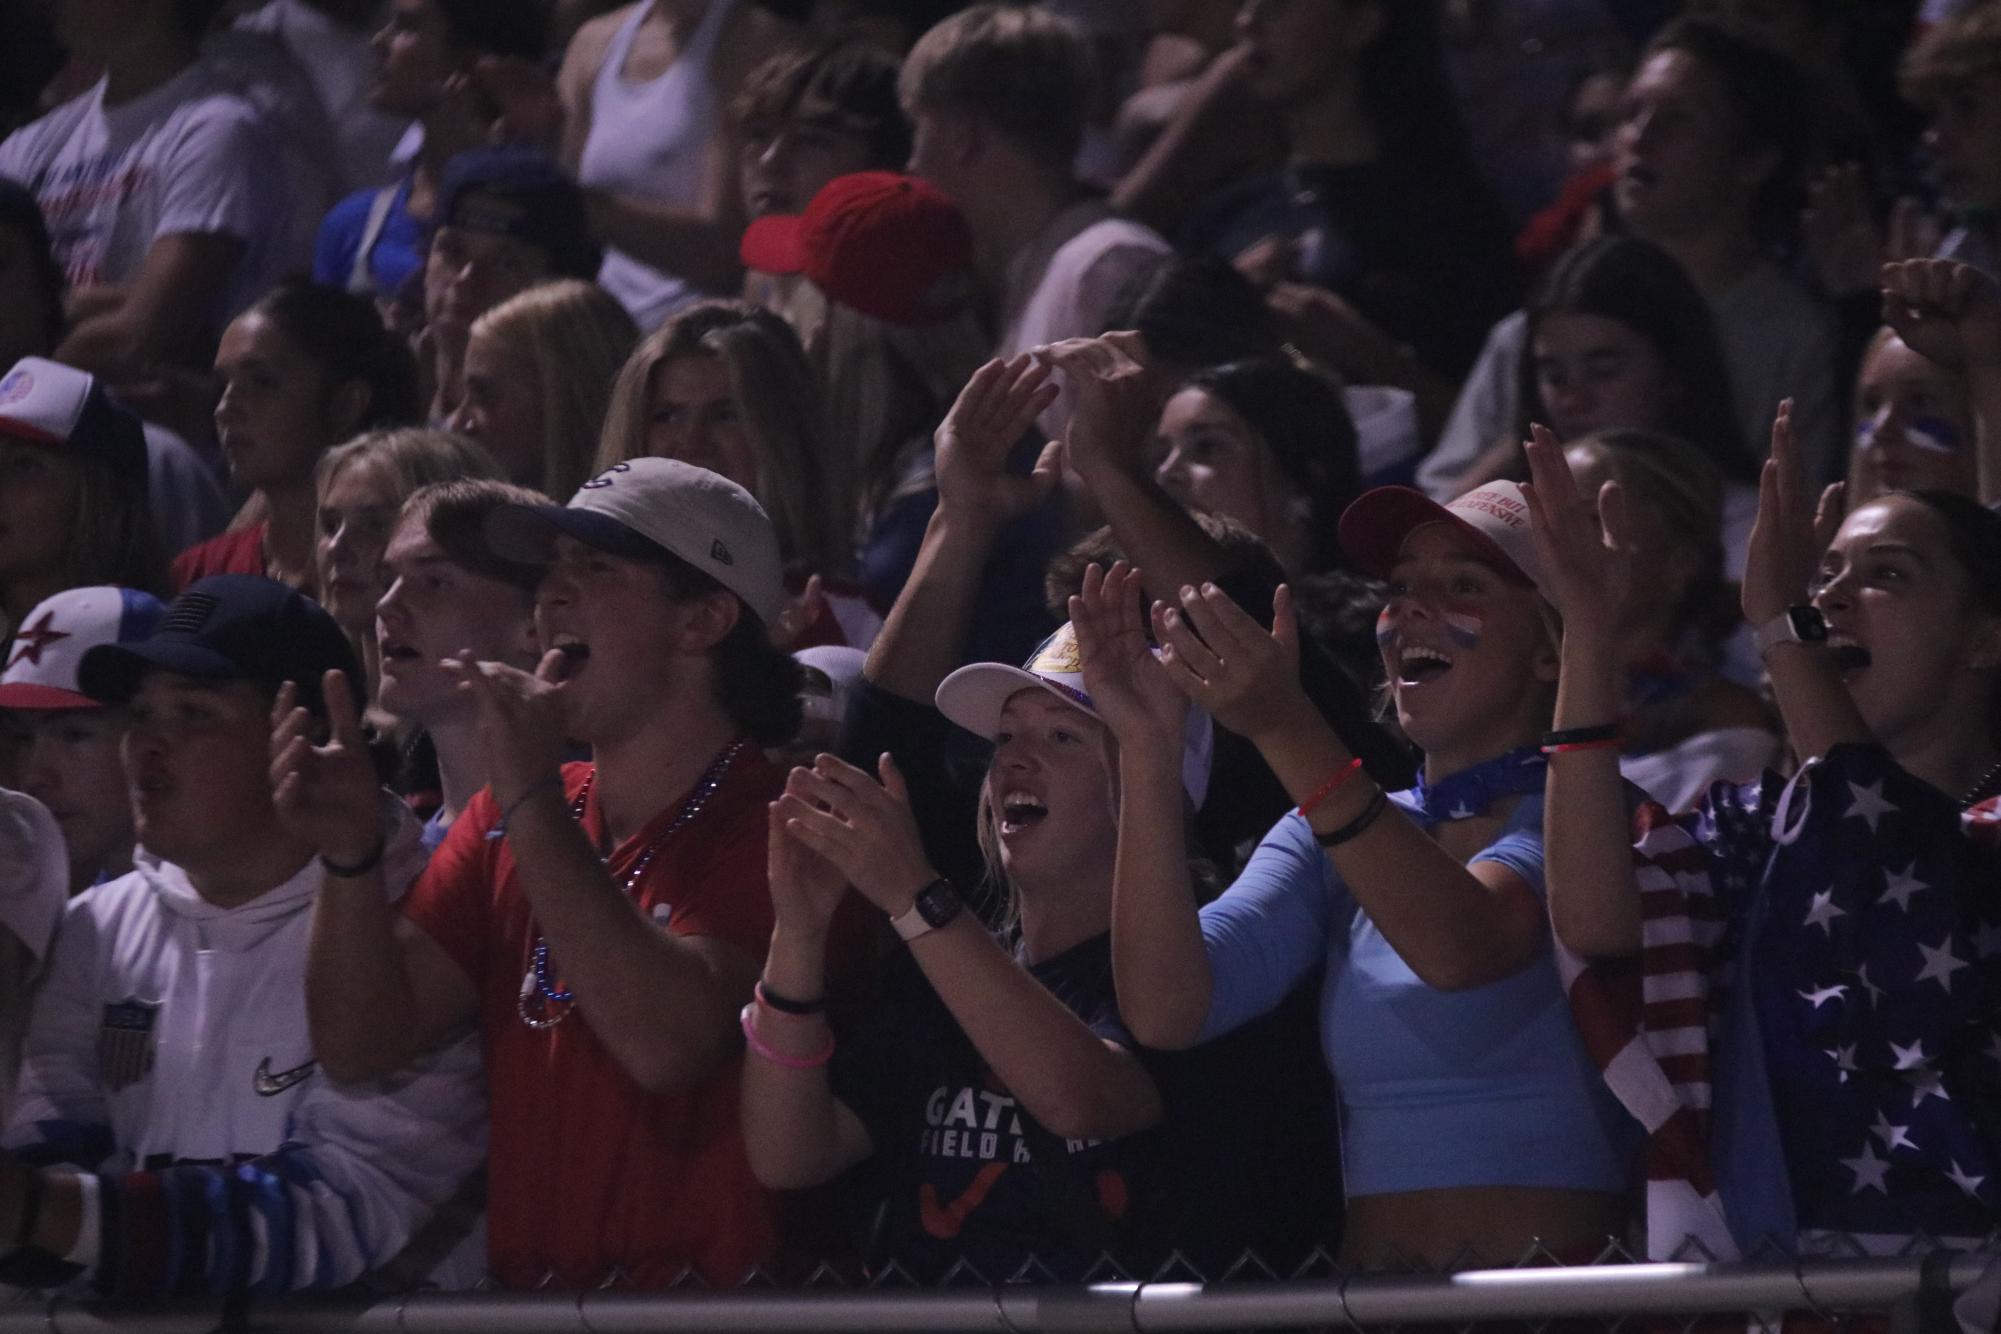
516, 740, 747, 1030
1960, 757, 2001, 811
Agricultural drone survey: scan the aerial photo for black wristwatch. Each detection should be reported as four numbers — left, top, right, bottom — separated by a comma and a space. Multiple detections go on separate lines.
1753, 605, 1828, 660
889, 878, 961, 942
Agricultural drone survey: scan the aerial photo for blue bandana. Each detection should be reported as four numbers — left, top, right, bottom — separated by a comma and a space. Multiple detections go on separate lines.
1409, 745, 1547, 825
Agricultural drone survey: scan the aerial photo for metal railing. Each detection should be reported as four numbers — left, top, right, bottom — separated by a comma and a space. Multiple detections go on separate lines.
0, 1250, 1989, 1333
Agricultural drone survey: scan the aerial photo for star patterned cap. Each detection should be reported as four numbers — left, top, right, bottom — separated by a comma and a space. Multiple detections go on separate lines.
0, 586, 165, 711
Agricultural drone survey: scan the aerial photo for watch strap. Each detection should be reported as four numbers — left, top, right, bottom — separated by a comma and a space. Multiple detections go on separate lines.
1754, 606, 1823, 660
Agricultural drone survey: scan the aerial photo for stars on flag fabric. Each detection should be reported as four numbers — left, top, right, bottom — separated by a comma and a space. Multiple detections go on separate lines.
1566, 745, 2001, 1259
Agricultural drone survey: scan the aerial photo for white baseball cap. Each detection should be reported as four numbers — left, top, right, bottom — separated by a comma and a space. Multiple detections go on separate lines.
794, 644, 866, 728
1337, 481, 1555, 607
484, 458, 787, 627
0, 357, 148, 483
0, 586, 165, 711
935, 622, 1214, 807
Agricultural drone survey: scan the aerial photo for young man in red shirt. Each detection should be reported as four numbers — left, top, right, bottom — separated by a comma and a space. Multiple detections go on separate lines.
282, 457, 803, 1287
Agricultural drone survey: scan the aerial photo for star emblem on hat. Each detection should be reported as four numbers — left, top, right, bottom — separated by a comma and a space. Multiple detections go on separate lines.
5, 610, 70, 671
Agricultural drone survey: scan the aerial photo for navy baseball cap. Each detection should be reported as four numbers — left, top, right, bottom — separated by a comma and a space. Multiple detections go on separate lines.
438, 147, 602, 281
78, 575, 362, 718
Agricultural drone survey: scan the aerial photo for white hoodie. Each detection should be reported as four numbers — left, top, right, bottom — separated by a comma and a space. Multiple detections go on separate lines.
2, 802, 487, 1296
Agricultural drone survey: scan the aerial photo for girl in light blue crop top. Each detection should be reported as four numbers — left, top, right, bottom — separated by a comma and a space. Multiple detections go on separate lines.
1068, 488, 1640, 1268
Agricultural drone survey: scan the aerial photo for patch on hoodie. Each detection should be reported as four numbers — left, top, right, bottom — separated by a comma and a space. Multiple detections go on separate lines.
98, 997, 159, 1092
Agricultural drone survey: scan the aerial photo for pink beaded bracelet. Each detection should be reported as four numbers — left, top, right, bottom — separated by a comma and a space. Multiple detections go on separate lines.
739, 1003, 835, 1070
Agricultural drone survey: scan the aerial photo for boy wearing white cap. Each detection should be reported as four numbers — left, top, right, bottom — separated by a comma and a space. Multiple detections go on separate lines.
291, 457, 804, 1288
0, 586, 164, 893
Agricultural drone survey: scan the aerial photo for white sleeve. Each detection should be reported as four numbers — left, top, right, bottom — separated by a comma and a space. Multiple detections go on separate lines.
1418, 309, 1526, 500
64, 1034, 487, 1298
0, 790, 66, 965
151, 98, 283, 246
3, 892, 115, 1169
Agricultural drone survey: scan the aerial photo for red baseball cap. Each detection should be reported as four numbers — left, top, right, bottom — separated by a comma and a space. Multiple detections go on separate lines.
739, 172, 975, 327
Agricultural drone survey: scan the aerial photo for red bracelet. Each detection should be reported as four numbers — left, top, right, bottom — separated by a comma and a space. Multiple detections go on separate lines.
1297, 758, 1365, 820
740, 1003, 835, 1070
1541, 738, 1623, 756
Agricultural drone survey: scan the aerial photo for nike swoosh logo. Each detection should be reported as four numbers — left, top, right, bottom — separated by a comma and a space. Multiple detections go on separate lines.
253, 1056, 317, 1097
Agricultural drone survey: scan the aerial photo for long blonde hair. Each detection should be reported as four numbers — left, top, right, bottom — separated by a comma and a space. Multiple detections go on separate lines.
315, 427, 500, 503
812, 300, 990, 530
470, 280, 639, 500
596, 301, 852, 577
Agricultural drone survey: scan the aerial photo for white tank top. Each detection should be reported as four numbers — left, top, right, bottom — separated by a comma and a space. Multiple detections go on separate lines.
577, 0, 738, 330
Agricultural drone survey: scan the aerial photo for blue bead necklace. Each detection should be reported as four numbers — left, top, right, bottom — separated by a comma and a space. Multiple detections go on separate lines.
517, 740, 747, 1031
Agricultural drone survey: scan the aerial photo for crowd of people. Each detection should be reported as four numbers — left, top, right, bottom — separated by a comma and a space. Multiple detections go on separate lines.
0, 0, 1999, 1303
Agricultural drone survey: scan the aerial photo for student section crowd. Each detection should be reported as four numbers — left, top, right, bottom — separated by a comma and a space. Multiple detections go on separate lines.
0, 0, 1999, 1303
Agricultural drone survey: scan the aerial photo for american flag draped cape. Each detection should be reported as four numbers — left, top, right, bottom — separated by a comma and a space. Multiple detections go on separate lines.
1555, 797, 1738, 1261
1556, 744, 2001, 1263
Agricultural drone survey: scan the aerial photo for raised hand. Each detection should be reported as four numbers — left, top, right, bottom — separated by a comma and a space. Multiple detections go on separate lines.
1814, 479, 1848, 557
270, 671, 382, 868
1266, 282, 1410, 386
1520, 423, 1630, 641
1743, 400, 1825, 625
1150, 582, 1309, 744
933, 354, 1063, 523
769, 573, 826, 651
440, 649, 570, 811
765, 798, 849, 936
1034, 332, 1162, 481
1231, 233, 1296, 289
776, 754, 939, 916
1069, 561, 1186, 755
1880, 257, 2001, 374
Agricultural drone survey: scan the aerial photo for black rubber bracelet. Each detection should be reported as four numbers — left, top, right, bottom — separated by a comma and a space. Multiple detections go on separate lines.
320, 832, 388, 879
1315, 789, 1390, 848
1541, 723, 1621, 749
12, 1169, 44, 1253
755, 981, 827, 1016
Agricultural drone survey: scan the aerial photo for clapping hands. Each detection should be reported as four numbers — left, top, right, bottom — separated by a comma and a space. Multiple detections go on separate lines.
1070, 562, 1187, 758
1150, 581, 1310, 745
1520, 423, 1631, 642
1742, 401, 1846, 625
270, 671, 382, 869
775, 754, 940, 917
934, 355, 1063, 524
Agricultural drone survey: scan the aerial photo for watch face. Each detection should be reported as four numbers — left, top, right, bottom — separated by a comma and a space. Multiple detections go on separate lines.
1788, 606, 1829, 643
915, 881, 961, 928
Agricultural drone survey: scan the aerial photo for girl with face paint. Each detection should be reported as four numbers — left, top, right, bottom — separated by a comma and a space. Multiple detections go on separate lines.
1080, 480, 1640, 1269
1845, 327, 1978, 506
1533, 406, 2001, 1255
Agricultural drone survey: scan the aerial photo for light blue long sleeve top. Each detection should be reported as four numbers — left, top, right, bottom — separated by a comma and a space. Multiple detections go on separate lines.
1198, 793, 1638, 1197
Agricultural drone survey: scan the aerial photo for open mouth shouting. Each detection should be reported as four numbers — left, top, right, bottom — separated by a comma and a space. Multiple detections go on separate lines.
997, 787, 1049, 837
1396, 643, 1457, 689
379, 632, 424, 671
1826, 628, 1872, 680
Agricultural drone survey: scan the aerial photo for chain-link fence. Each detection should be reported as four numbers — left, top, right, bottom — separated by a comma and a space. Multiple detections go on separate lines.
0, 1244, 1992, 1333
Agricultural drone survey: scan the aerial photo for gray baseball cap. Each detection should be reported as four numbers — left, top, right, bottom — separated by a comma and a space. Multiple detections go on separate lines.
483, 458, 787, 627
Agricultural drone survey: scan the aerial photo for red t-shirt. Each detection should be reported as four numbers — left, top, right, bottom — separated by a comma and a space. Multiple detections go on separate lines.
402, 748, 784, 1289
169, 522, 266, 591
